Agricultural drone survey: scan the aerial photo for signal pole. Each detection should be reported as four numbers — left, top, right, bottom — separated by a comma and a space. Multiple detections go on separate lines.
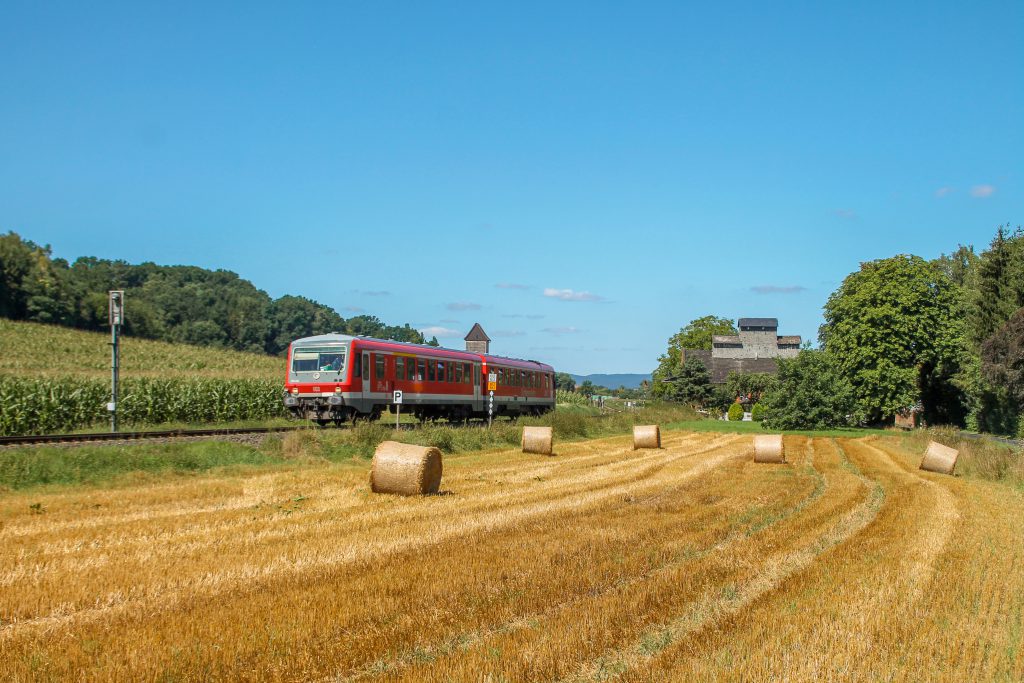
109, 291, 124, 433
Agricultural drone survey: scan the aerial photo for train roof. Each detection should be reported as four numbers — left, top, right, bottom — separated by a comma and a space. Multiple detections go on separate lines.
289, 333, 554, 371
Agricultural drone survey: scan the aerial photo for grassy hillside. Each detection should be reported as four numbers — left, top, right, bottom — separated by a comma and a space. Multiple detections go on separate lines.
0, 319, 283, 380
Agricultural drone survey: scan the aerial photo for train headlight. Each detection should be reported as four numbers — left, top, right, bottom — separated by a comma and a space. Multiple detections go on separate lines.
335, 387, 342, 393
291, 388, 299, 395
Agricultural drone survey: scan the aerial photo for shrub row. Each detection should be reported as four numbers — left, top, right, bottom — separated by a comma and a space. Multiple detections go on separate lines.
0, 376, 286, 436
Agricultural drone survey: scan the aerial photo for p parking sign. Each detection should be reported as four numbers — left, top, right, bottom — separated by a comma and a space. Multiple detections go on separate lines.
393, 390, 403, 404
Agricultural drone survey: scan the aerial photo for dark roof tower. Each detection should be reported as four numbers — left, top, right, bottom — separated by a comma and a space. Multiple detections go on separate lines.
465, 323, 491, 353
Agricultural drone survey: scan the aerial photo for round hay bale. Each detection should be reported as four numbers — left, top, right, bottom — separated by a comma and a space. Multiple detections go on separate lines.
633, 425, 661, 449
753, 434, 785, 463
370, 441, 443, 496
521, 426, 554, 455
920, 440, 959, 475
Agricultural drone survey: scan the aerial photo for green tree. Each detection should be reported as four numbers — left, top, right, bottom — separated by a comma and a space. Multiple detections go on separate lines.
981, 308, 1024, 409
664, 357, 713, 408
651, 315, 736, 398
725, 372, 777, 404
968, 226, 1024, 348
579, 380, 596, 397
555, 372, 576, 392
427, 336, 440, 347
821, 254, 965, 425
727, 402, 744, 421
760, 350, 856, 430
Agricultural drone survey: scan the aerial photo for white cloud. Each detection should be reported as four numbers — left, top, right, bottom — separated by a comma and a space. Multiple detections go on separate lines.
343, 306, 365, 313
751, 285, 807, 294
447, 302, 481, 311
419, 326, 462, 338
835, 209, 857, 220
543, 288, 604, 302
502, 313, 546, 319
492, 330, 526, 337
934, 186, 954, 198
440, 318, 460, 324
970, 184, 996, 198
496, 283, 530, 290
543, 326, 583, 334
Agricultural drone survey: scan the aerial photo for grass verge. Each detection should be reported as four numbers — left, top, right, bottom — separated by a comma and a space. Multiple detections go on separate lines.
0, 403, 697, 492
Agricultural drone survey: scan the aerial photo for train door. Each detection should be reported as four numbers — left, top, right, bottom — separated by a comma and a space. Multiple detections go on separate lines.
473, 363, 481, 410
361, 351, 371, 406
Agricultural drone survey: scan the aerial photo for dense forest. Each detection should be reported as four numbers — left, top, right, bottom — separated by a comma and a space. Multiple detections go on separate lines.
0, 231, 429, 355
653, 224, 1024, 435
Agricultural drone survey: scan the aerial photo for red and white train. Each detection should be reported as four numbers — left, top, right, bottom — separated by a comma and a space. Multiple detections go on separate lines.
283, 333, 556, 424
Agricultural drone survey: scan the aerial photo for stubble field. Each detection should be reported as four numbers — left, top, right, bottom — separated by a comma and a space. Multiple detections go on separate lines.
1, 430, 1022, 681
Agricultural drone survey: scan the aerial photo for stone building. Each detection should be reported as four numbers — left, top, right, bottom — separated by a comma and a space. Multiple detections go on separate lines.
711, 318, 801, 360
682, 317, 802, 384
464, 323, 491, 354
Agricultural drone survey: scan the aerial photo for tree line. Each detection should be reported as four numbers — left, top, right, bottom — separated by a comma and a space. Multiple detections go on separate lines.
652, 224, 1024, 433
0, 231, 432, 355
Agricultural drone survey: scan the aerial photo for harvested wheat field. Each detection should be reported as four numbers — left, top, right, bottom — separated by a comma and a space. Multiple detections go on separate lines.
1, 431, 1023, 681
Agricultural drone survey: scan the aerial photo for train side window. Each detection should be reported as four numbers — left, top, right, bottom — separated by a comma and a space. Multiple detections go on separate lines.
520, 370, 526, 387
395, 357, 404, 380
498, 368, 504, 385
463, 363, 471, 384
454, 363, 463, 384
353, 354, 362, 378
406, 358, 415, 381
374, 355, 385, 380
417, 359, 425, 381
428, 360, 436, 382
474, 365, 480, 386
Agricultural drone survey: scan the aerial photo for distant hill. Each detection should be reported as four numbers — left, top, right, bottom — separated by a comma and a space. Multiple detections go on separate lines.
570, 373, 651, 390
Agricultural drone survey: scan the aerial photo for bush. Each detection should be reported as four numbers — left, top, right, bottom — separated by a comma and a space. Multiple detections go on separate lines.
727, 402, 744, 421
751, 403, 766, 421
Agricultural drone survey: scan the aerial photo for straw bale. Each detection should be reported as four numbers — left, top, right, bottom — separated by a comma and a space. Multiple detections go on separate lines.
370, 441, 443, 495
920, 440, 959, 475
521, 426, 554, 455
633, 425, 661, 449
753, 434, 785, 463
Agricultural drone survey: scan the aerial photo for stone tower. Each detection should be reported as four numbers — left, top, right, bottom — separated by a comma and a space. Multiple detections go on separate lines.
464, 323, 491, 354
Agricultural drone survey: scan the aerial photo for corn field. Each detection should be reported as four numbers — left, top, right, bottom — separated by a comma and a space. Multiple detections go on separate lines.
0, 319, 283, 380
556, 388, 589, 406
0, 377, 286, 435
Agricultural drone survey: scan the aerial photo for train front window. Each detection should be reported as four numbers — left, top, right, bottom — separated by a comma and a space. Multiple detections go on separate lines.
291, 346, 346, 374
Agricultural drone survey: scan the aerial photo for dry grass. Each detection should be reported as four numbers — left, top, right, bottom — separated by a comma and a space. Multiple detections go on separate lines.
1, 430, 1022, 681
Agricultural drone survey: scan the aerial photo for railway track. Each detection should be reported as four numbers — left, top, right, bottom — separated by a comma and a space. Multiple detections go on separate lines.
0, 425, 307, 448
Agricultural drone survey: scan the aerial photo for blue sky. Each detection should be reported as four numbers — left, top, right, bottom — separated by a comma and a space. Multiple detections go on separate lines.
2, 2, 1021, 375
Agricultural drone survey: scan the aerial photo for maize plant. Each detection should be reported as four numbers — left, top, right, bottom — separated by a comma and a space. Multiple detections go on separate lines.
0, 377, 287, 436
